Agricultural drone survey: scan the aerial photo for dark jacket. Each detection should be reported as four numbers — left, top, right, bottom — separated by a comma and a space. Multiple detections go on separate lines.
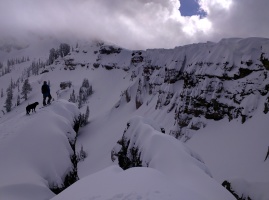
42, 83, 50, 95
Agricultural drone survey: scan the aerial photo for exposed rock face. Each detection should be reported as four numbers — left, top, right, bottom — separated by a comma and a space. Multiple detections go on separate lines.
115, 38, 269, 140
99, 45, 122, 55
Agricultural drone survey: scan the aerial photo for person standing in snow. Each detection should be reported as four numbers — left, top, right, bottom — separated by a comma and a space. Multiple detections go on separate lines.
41, 81, 52, 106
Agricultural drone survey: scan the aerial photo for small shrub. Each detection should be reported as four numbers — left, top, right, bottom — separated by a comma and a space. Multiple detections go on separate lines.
77, 146, 87, 162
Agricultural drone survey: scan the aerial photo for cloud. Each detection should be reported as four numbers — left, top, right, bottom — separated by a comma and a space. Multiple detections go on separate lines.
0, 0, 268, 50
202, 0, 269, 39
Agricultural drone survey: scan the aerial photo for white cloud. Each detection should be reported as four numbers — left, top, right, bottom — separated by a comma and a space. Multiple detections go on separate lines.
0, 0, 268, 49
198, 0, 233, 14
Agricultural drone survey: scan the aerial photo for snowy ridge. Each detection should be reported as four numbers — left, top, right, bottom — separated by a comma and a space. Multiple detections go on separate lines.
0, 100, 79, 200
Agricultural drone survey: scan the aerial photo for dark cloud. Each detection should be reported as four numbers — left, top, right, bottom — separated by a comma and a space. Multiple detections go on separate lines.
0, 0, 268, 49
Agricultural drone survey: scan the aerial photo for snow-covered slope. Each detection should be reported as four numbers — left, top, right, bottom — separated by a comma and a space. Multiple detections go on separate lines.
0, 37, 269, 200
0, 100, 79, 200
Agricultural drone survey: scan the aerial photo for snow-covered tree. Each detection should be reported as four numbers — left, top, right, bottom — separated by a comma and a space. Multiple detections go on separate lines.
21, 79, 32, 100
59, 43, 70, 57
48, 48, 58, 65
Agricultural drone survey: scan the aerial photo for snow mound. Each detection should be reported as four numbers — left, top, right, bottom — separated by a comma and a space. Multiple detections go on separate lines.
110, 116, 235, 200
0, 99, 79, 200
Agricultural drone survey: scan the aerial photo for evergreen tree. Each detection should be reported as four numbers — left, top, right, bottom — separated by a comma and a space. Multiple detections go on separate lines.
82, 78, 90, 88
1, 88, 3, 98
10, 78, 15, 89
85, 105, 90, 124
26, 67, 31, 78
79, 87, 86, 102
31, 62, 38, 75
79, 78, 93, 103
17, 82, 20, 92
48, 48, 58, 65
78, 93, 83, 109
17, 95, 20, 106
59, 43, 70, 57
83, 79, 92, 95
4, 86, 13, 112
69, 89, 76, 103
21, 79, 32, 100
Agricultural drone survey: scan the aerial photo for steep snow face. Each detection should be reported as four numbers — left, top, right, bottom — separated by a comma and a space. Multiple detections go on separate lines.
186, 107, 269, 199
0, 100, 79, 200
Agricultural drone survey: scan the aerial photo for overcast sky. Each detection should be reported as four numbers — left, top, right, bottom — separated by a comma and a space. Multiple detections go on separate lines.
0, 0, 268, 50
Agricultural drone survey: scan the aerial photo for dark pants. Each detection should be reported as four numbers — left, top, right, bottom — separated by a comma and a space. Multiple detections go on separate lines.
43, 93, 52, 106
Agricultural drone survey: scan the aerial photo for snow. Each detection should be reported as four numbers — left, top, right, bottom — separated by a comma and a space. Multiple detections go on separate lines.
1, 37, 269, 200
111, 116, 235, 200
52, 116, 235, 200
0, 100, 79, 200
229, 179, 269, 200
51, 166, 206, 200
186, 104, 269, 183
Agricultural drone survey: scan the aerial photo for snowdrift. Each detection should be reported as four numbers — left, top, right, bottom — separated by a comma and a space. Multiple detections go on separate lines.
0, 100, 79, 200
52, 116, 235, 200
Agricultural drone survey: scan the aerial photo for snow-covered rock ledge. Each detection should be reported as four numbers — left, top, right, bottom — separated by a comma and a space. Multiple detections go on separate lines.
0, 99, 80, 200
222, 178, 269, 200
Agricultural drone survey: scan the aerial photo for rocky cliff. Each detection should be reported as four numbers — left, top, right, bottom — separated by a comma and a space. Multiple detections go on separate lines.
63, 38, 269, 141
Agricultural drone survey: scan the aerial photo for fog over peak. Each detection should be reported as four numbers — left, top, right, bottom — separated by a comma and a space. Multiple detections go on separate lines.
0, 0, 269, 50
